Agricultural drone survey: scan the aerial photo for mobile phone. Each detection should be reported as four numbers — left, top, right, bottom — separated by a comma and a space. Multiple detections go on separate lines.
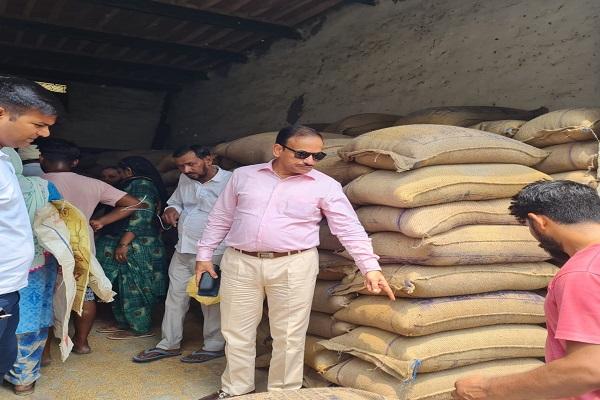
198, 265, 221, 297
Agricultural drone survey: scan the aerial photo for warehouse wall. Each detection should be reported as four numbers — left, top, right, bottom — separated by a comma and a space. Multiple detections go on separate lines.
53, 83, 165, 150
167, 0, 600, 147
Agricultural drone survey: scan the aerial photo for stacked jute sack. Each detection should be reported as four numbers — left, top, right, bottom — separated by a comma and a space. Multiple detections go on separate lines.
213, 131, 373, 185
510, 108, 600, 189
309, 124, 558, 399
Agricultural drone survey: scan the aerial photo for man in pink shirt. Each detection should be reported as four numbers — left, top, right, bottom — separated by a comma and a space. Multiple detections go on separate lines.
38, 138, 140, 354
453, 180, 600, 400
196, 125, 394, 399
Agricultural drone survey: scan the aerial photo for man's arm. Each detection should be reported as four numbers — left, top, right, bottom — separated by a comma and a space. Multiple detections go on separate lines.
320, 182, 395, 300
452, 341, 600, 400
90, 194, 140, 231
195, 173, 238, 282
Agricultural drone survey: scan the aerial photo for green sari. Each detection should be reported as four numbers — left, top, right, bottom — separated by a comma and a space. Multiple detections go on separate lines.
96, 177, 167, 334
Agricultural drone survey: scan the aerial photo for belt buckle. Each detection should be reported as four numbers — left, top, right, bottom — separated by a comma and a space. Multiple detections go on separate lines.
257, 252, 275, 259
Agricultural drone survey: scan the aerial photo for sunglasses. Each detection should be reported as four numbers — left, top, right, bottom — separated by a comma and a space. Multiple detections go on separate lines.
280, 144, 327, 161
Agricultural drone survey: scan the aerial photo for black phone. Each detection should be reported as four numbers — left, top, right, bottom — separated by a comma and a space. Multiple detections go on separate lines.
198, 264, 221, 297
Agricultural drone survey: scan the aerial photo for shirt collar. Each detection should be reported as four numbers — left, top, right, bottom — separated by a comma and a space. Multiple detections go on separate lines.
0, 148, 10, 159
258, 160, 317, 180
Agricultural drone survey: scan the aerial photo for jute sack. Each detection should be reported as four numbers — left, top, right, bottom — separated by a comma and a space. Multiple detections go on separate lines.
534, 141, 598, 173
318, 251, 357, 281
354, 225, 551, 266
214, 132, 347, 165
305, 334, 347, 373
333, 291, 546, 336
160, 169, 180, 186
551, 170, 598, 188
333, 263, 558, 298
514, 108, 600, 147
323, 357, 543, 399
320, 324, 546, 380
395, 106, 547, 127
344, 165, 551, 208
468, 120, 526, 137
324, 113, 400, 136
338, 125, 548, 171
313, 139, 374, 185
313, 280, 358, 314
319, 224, 343, 251
355, 199, 518, 237
308, 311, 358, 339
237, 387, 386, 400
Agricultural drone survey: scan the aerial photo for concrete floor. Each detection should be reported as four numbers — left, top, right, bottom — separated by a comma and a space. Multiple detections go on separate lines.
0, 309, 268, 400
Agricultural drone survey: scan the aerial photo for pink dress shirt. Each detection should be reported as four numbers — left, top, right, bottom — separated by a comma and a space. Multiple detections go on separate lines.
197, 161, 380, 274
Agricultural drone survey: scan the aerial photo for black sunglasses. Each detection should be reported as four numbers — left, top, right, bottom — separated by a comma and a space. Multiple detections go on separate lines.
280, 144, 327, 161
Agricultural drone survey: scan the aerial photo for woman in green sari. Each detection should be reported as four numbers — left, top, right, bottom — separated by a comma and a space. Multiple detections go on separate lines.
94, 156, 168, 339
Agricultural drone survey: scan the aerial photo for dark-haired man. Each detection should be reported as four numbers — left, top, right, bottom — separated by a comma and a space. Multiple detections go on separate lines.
196, 125, 394, 399
453, 180, 600, 400
38, 138, 140, 353
0, 76, 61, 376
134, 145, 232, 364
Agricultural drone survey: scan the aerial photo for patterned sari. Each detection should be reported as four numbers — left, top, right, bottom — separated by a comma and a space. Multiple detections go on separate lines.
96, 177, 167, 334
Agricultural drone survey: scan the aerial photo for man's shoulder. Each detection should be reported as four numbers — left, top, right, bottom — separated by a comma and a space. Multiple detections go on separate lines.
553, 245, 600, 285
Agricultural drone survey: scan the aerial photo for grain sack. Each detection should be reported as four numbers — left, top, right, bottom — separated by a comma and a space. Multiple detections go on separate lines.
344, 165, 551, 208
302, 367, 335, 388
334, 263, 558, 298
160, 169, 180, 186
214, 132, 347, 165
355, 225, 550, 266
313, 139, 374, 185
237, 387, 386, 400
318, 251, 357, 281
324, 113, 400, 136
356, 198, 518, 237
319, 224, 343, 251
320, 324, 546, 380
324, 357, 543, 399
305, 335, 347, 373
308, 311, 357, 339
333, 291, 546, 336
338, 125, 547, 171
468, 120, 526, 137
534, 141, 598, 173
551, 170, 598, 188
312, 281, 357, 314
395, 106, 547, 127
514, 108, 600, 147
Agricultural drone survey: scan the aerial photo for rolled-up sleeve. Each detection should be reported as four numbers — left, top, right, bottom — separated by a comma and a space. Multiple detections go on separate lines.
196, 172, 238, 261
320, 182, 380, 275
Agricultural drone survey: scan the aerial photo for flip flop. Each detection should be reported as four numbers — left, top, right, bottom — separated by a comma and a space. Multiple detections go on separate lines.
132, 347, 182, 363
107, 331, 155, 340
180, 349, 225, 364
96, 325, 126, 334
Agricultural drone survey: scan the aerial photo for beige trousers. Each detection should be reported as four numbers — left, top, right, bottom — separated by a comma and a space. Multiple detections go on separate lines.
220, 247, 319, 395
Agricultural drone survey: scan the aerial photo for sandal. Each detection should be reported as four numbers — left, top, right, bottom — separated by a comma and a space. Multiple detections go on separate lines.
96, 325, 126, 334
132, 347, 182, 363
14, 382, 35, 396
107, 330, 155, 340
180, 349, 225, 364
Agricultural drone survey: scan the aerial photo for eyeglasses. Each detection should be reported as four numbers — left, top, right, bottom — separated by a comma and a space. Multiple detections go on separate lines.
280, 144, 327, 161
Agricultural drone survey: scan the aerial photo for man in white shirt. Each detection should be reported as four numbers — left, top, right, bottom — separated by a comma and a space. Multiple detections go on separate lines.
134, 145, 232, 363
0, 76, 61, 375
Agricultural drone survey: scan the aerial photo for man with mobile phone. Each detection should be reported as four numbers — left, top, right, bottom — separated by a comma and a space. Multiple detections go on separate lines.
0, 76, 61, 376
133, 145, 232, 364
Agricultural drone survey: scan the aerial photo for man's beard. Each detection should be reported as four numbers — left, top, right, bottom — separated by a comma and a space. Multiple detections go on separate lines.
531, 226, 570, 265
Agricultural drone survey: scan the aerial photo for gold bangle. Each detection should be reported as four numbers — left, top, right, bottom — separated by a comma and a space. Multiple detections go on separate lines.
117, 243, 130, 248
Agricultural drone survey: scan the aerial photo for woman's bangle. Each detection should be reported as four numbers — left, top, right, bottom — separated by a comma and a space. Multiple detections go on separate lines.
117, 243, 130, 248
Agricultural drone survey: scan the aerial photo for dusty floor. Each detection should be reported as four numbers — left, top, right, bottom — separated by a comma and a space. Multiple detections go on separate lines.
0, 306, 268, 400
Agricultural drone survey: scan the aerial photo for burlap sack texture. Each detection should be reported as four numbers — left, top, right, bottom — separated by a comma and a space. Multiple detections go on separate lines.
333, 263, 558, 298
325, 113, 401, 137
333, 291, 546, 337
237, 387, 387, 400
357, 225, 550, 266
312, 138, 374, 185
534, 140, 598, 174
323, 357, 543, 400
551, 170, 599, 188
394, 106, 547, 127
304, 334, 348, 373
514, 108, 600, 147
317, 251, 357, 281
355, 198, 518, 238
312, 280, 358, 314
308, 311, 357, 339
320, 324, 546, 380
468, 120, 526, 137
338, 125, 548, 172
344, 164, 551, 208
